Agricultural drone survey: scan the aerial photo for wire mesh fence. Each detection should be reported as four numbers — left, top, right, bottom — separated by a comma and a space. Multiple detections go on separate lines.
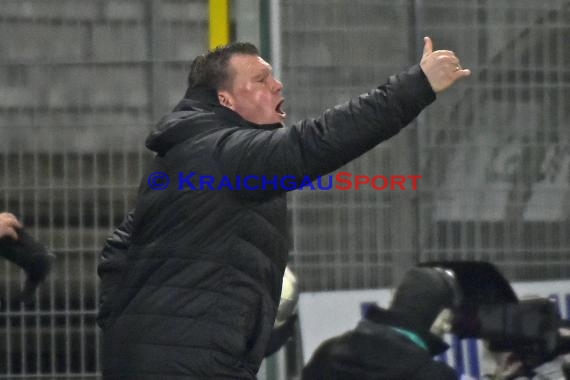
0, 0, 206, 377
283, 0, 570, 289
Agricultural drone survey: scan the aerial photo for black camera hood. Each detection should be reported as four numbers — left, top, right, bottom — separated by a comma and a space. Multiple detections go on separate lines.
419, 261, 518, 306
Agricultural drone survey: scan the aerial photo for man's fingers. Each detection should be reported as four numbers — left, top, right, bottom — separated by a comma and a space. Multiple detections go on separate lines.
422, 36, 433, 57
420, 38, 471, 92
2, 228, 19, 240
431, 51, 459, 62
2, 214, 22, 229
451, 67, 471, 81
0, 212, 22, 240
11, 217, 23, 230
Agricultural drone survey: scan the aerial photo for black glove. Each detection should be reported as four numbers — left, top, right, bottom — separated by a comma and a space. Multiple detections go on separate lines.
0, 229, 55, 304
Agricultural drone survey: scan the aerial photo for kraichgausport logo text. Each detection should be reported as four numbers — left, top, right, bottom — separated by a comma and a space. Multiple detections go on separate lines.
147, 172, 421, 191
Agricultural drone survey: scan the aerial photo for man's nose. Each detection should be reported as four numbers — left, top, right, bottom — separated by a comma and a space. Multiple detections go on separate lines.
272, 78, 283, 92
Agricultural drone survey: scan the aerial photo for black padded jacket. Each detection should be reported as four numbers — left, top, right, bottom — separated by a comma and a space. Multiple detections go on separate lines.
97, 64, 436, 379
301, 320, 458, 380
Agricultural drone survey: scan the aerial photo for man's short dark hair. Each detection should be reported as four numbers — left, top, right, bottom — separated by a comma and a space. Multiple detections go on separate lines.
188, 42, 260, 91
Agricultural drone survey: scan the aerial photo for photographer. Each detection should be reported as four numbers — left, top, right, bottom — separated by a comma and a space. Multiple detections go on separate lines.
301, 267, 460, 380
301, 261, 570, 380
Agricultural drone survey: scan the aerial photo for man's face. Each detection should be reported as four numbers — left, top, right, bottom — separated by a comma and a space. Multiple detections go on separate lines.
218, 54, 286, 125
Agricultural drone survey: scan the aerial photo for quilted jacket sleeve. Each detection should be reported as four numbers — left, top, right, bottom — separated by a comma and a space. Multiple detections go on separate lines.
214, 65, 435, 182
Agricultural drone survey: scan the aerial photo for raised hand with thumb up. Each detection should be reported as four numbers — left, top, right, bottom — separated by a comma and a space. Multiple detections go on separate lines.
420, 36, 471, 93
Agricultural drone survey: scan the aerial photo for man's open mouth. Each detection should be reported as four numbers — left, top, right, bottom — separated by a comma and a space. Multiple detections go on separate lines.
276, 100, 286, 117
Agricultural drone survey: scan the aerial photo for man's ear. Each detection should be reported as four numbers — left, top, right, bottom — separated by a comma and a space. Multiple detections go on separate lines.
217, 91, 234, 110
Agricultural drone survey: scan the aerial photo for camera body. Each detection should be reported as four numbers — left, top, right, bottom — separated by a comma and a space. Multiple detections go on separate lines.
454, 298, 563, 368
420, 261, 570, 374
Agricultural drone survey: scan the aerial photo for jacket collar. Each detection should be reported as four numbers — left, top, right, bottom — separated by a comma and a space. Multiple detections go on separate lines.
145, 86, 282, 155
362, 304, 449, 355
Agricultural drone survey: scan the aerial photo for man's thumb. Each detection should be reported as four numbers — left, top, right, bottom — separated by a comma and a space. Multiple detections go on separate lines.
422, 36, 433, 57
